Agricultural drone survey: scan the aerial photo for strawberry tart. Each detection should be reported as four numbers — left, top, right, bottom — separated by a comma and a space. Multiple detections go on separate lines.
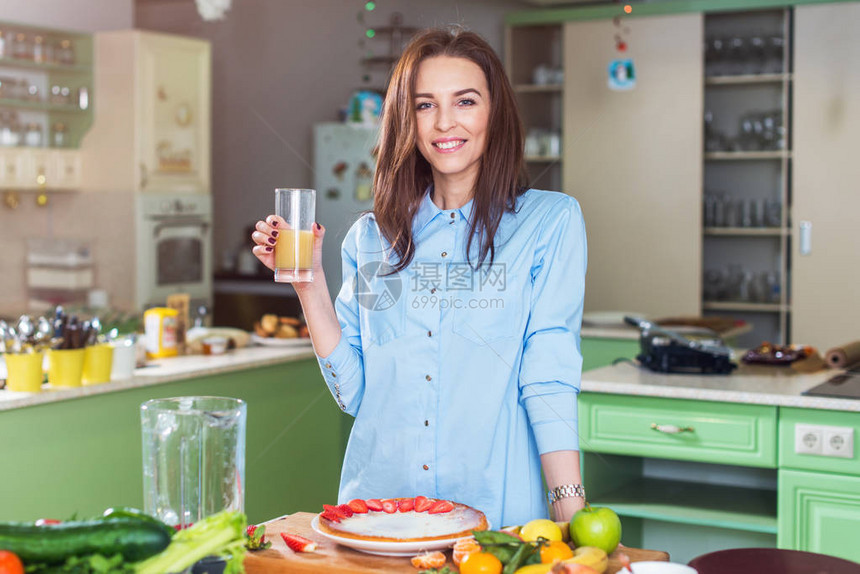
317, 496, 489, 543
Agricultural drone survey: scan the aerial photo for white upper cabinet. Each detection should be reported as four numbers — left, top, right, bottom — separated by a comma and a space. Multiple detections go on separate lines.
81, 31, 211, 193
792, 3, 860, 350
563, 14, 704, 318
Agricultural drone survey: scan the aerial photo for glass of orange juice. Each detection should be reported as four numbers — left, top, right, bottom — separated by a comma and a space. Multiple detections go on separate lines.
274, 188, 316, 282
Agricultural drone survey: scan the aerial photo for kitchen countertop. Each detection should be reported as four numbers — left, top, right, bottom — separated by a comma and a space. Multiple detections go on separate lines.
0, 344, 316, 412
4, 343, 854, 413
582, 362, 859, 412
581, 322, 752, 340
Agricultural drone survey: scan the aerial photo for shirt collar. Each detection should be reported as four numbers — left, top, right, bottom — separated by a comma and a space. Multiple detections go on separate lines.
413, 186, 475, 235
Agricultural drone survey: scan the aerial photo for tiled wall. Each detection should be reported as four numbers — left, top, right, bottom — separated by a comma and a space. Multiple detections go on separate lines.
0, 191, 136, 316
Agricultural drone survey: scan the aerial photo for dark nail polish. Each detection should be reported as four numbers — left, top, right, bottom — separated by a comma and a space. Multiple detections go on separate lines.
265, 246, 273, 252
268, 237, 276, 245
314, 222, 321, 230
272, 230, 279, 237
271, 220, 278, 227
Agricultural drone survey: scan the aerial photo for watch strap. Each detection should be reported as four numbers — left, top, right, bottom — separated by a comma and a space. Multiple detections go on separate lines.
547, 483, 586, 504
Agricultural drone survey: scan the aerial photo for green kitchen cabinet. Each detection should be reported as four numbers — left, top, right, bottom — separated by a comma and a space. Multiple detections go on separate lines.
0, 358, 347, 525
777, 407, 860, 562
580, 390, 860, 564
580, 393, 778, 468
778, 469, 860, 563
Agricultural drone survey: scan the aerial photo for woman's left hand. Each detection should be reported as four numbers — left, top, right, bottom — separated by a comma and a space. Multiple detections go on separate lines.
552, 496, 586, 523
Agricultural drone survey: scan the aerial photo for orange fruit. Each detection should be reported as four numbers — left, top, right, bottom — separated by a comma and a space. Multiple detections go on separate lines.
540, 540, 575, 563
410, 551, 446, 569
453, 536, 482, 566
459, 551, 503, 574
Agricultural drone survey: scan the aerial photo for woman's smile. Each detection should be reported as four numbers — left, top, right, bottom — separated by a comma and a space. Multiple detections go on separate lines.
432, 137, 467, 152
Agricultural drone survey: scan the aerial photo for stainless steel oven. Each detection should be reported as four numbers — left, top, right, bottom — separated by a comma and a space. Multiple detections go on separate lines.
136, 194, 212, 310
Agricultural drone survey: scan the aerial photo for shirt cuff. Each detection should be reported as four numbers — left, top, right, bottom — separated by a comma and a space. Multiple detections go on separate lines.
316, 335, 361, 411
522, 390, 580, 454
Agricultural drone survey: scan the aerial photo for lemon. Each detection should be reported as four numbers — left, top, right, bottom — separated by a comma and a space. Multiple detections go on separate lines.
519, 518, 563, 542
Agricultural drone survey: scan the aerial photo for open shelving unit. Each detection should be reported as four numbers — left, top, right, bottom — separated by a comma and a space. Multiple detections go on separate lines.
596, 476, 778, 534
0, 24, 93, 150
0, 22, 92, 195
583, 450, 780, 562
701, 8, 793, 348
505, 24, 564, 192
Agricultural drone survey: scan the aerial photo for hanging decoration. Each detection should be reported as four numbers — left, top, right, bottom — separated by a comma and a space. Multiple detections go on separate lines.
608, 2, 636, 90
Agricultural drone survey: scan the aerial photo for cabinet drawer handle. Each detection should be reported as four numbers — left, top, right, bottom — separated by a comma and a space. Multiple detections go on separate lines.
651, 423, 695, 434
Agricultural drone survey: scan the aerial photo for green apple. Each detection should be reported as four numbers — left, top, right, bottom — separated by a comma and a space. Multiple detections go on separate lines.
569, 506, 622, 555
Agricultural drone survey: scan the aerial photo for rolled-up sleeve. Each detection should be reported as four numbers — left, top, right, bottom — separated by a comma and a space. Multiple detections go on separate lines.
316, 220, 366, 416
519, 197, 587, 454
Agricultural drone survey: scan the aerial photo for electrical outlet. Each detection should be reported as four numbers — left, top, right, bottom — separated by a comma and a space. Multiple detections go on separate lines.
822, 426, 854, 459
795, 424, 823, 455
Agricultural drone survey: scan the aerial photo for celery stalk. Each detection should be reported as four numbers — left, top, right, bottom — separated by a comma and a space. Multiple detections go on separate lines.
134, 511, 247, 574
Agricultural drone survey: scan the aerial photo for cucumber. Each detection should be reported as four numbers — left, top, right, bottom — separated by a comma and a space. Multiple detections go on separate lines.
0, 517, 171, 564
101, 507, 175, 539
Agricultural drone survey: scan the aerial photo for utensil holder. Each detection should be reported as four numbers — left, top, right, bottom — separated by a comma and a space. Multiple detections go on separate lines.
82, 344, 113, 385
47, 348, 85, 388
4, 352, 44, 392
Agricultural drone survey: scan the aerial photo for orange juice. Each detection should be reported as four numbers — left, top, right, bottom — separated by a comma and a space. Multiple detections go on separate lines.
275, 230, 314, 276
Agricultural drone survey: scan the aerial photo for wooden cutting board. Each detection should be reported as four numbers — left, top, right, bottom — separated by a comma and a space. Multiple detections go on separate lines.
244, 512, 669, 573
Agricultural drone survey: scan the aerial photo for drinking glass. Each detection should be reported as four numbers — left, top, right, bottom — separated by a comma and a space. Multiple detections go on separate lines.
765, 199, 782, 228
141, 396, 246, 529
274, 188, 315, 283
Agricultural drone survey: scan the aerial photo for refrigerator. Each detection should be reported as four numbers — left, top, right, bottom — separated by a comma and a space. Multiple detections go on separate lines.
313, 123, 379, 299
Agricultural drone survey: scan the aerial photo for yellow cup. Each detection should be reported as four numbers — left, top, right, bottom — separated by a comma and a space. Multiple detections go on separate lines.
47, 348, 86, 388
82, 344, 113, 385
4, 352, 44, 392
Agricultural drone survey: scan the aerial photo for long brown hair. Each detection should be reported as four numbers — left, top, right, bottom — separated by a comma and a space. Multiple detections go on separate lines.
373, 26, 527, 272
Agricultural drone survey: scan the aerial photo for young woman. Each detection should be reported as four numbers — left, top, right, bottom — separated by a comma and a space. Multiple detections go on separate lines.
252, 27, 587, 528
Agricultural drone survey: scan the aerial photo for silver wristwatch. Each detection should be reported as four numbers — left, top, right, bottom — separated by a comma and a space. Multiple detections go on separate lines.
547, 483, 586, 504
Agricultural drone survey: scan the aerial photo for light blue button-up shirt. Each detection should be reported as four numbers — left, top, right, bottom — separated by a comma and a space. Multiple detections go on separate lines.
315, 188, 586, 528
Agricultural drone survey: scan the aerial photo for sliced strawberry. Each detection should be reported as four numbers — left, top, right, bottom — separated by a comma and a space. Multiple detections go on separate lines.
414, 495, 433, 512
365, 498, 384, 512
398, 497, 414, 512
320, 509, 341, 523
245, 524, 271, 550
281, 532, 317, 553
428, 500, 454, 514
323, 504, 347, 519
347, 499, 369, 514
337, 503, 354, 518
381, 499, 397, 514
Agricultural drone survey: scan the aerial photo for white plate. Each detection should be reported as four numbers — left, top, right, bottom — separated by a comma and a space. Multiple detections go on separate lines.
309, 514, 484, 557
250, 334, 313, 348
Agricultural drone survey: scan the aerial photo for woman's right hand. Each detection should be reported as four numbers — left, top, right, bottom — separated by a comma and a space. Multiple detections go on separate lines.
251, 216, 327, 294
250, 214, 284, 272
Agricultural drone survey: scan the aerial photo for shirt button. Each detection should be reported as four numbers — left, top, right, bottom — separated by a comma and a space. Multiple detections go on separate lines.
430, 288, 436, 294
423, 464, 429, 470
441, 251, 447, 258
427, 330, 432, 337
425, 374, 431, 381
425, 420, 429, 426
325, 362, 332, 369
450, 212, 456, 219
331, 372, 337, 378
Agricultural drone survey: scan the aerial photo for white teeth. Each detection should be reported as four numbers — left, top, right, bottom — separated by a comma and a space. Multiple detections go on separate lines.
434, 140, 464, 150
